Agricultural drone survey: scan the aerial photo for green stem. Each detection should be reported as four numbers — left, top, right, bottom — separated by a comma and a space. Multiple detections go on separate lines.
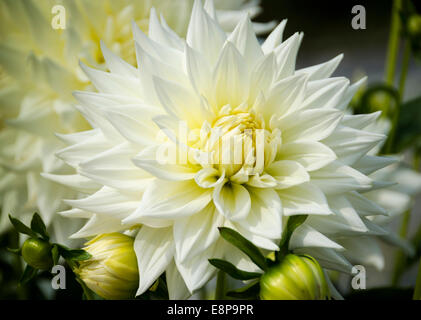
385, 0, 403, 86
413, 259, 421, 299
392, 207, 412, 285
398, 41, 411, 96
386, 40, 411, 153
215, 270, 226, 300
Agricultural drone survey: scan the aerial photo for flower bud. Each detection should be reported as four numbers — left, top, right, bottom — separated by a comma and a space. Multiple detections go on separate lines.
408, 15, 421, 38
21, 238, 53, 270
75, 233, 139, 300
260, 254, 329, 300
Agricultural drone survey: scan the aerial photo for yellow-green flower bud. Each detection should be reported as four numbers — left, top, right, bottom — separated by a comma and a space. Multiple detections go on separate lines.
76, 233, 139, 300
260, 254, 329, 300
408, 15, 421, 38
21, 238, 53, 270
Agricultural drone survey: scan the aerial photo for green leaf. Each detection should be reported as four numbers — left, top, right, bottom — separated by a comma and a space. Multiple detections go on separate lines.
9, 214, 38, 238
20, 265, 38, 285
277, 215, 308, 260
51, 244, 60, 265
218, 227, 267, 271
208, 259, 261, 280
393, 96, 421, 152
30, 213, 49, 241
61, 249, 92, 261
226, 281, 260, 299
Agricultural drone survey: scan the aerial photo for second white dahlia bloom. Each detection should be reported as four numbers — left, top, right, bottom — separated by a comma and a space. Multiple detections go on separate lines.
0, 0, 273, 238
50, 1, 402, 298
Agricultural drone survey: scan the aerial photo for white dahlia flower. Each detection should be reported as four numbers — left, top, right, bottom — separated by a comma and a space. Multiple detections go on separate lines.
361, 118, 421, 228
49, 1, 403, 299
0, 0, 273, 238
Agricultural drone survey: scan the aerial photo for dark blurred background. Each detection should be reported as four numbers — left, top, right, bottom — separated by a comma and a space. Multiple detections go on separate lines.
257, 0, 421, 99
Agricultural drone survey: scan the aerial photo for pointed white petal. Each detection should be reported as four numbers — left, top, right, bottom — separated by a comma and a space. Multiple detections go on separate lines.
276, 109, 343, 143
124, 180, 212, 221
187, 0, 227, 65
174, 203, 223, 262
213, 181, 251, 221
296, 54, 343, 81
134, 226, 175, 295
236, 187, 282, 239
265, 160, 309, 189
228, 14, 263, 65
166, 260, 190, 300
262, 20, 288, 54
277, 183, 332, 216
277, 141, 337, 172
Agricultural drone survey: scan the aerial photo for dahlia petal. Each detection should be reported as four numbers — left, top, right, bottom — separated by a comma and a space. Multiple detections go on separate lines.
341, 111, 381, 131
322, 126, 385, 166
213, 181, 251, 221
153, 76, 210, 129
301, 77, 349, 110
56, 131, 114, 168
212, 41, 249, 109
185, 43, 212, 97
80, 62, 141, 97
132, 20, 184, 67
276, 109, 343, 143
100, 41, 138, 77
63, 186, 139, 220
125, 180, 212, 221
175, 239, 224, 293
166, 260, 190, 300
187, 0, 227, 66
290, 224, 343, 250
41, 173, 101, 193
274, 32, 303, 80
174, 203, 223, 262
338, 236, 384, 270
195, 167, 226, 188
277, 183, 332, 216
345, 191, 388, 217
135, 41, 189, 87
148, 8, 184, 51
337, 77, 367, 110
133, 145, 199, 181
59, 208, 92, 219
311, 161, 373, 194
294, 247, 353, 274
248, 52, 276, 104
352, 155, 397, 175
296, 54, 343, 81
265, 160, 310, 189
246, 173, 277, 188
261, 20, 288, 54
231, 223, 280, 251
277, 141, 337, 172
228, 14, 263, 66
134, 226, 175, 296
259, 73, 307, 119
78, 143, 151, 192
70, 214, 127, 239
306, 196, 369, 235
236, 187, 282, 239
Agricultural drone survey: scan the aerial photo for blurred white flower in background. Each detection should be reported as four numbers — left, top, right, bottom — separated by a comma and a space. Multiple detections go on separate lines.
0, 0, 273, 241
48, 0, 407, 299
363, 118, 421, 230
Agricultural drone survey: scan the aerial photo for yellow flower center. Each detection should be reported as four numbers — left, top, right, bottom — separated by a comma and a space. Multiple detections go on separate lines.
193, 107, 280, 179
